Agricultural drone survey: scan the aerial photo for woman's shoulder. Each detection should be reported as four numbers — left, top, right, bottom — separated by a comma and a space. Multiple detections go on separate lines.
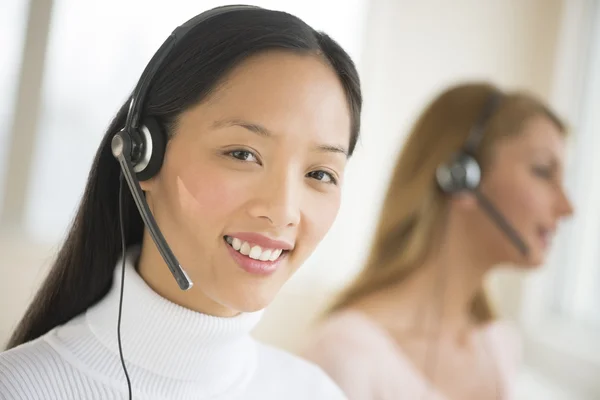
0, 315, 105, 400
485, 319, 522, 357
1, 335, 60, 372
303, 309, 392, 358
484, 318, 523, 380
297, 309, 397, 399
252, 341, 348, 399
0, 335, 78, 398
311, 311, 396, 370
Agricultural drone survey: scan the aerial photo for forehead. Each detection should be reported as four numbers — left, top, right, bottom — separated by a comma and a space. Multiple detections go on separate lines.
181, 50, 351, 147
497, 115, 566, 162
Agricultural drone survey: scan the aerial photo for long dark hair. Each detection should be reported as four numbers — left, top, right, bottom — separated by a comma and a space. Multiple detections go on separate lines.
6, 6, 362, 350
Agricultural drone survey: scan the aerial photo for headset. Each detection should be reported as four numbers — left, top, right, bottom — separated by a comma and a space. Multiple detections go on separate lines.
420, 91, 529, 400
435, 91, 530, 257
110, 5, 261, 399
111, 4, 260, 292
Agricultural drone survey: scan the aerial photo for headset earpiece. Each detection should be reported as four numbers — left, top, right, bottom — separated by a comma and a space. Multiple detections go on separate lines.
436, 152, 481, 194
433, 90, 529, 256
436, 90, 504, 194
131, 116, 167, 181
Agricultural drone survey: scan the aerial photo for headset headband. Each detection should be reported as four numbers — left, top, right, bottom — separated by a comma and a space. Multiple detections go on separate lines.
463, 91, 503, 155
124, 5, 260, 141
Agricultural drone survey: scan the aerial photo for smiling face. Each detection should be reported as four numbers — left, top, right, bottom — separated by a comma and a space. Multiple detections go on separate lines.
469, 115, 574, 267
139, 50, 351, 315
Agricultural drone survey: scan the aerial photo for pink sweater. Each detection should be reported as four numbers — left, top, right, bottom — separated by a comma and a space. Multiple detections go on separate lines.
302, 310, 521, 400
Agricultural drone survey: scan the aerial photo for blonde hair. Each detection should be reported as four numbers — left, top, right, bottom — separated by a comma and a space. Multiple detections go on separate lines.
327, 82, 566, 323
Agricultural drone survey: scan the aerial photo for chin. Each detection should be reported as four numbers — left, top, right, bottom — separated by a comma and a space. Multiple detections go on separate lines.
218, 250, 301, 313
212, 276, 288, 314
220, 289, 280, 313
512, 251, 546, 269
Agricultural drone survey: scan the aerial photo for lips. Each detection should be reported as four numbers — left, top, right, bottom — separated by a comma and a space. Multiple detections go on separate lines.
538, 226, 555, 248
226, 232, 294, 251
222, 232, 293, 275
224, 235, 285, 261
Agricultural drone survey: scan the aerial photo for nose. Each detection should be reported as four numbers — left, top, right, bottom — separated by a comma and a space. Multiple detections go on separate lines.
247, 170, 301, 228
556, 188, 574, 218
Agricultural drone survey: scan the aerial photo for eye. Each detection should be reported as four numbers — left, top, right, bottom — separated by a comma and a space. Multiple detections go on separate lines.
532, 165, 552, 179
307, 170, 338, 185
226, 149, 260, 164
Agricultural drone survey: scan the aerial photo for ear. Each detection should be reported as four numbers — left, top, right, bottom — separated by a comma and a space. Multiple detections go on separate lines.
139, 176, 157, 192
451, 191, 478, 210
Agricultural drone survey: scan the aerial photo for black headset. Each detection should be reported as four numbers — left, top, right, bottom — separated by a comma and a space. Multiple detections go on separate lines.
111, 5, 261, 292
435, 91, 502, 193
435, 91, 529, 256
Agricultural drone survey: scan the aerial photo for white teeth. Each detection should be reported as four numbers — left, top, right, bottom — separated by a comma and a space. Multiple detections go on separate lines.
259, 250, 272, 261
225, 236, 285, 261
249, 246, 262, 260
240, 242, 251, 256
269, 249, 282, 261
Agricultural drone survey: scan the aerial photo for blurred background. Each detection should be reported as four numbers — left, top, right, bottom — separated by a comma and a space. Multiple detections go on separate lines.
1, 0, 599, 399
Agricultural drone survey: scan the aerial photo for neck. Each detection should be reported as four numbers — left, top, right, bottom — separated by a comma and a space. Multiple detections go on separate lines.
81, 245, 263, 388
137, 233, 239, 317
406, 252, 488, 340
364, 227, 494, 344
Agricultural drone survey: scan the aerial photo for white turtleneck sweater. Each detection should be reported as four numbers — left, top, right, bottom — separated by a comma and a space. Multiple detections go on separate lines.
0, 250, 346, 400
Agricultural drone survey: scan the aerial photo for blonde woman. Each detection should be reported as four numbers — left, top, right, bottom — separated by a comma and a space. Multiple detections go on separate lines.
302, 83, 573, 400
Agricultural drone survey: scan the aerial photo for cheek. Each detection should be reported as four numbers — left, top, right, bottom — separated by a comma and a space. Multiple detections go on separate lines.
173, 165, 245, 228
301, 191, 341, 246
490, 171, 548, 222
514, 185, 545, 212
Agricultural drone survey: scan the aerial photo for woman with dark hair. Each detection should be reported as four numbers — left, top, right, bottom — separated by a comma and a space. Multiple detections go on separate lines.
0, 5, 361, 399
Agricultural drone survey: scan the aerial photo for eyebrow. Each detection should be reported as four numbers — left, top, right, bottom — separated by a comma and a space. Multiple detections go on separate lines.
213, 118, 271, 136
527, 147, 565, 169
212, 117, 349, 157
529, 147, 560, 160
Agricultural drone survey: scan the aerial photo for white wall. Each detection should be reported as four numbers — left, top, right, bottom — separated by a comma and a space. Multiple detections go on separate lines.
0, 233, 56, 344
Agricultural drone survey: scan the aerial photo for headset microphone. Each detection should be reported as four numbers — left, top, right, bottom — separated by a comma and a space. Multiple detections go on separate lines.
435, 91, 529, 257
472, 189, 529, 256
111, 134, 192, 290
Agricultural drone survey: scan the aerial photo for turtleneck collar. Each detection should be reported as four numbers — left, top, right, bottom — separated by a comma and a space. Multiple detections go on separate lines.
73, 247, 263, 396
